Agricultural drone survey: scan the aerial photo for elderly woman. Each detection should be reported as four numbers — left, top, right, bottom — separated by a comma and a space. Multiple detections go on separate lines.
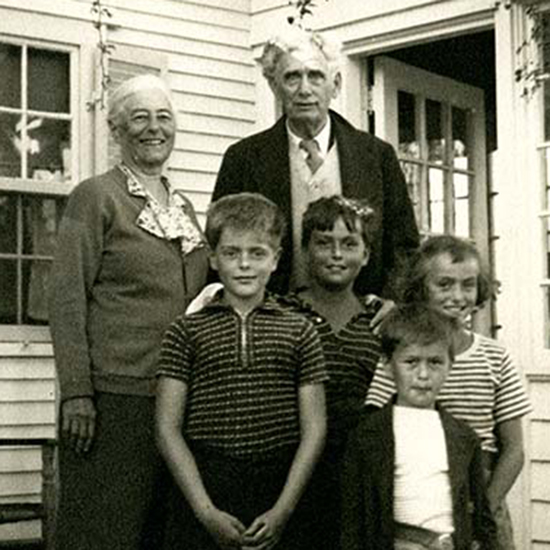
49, 74, 208, 549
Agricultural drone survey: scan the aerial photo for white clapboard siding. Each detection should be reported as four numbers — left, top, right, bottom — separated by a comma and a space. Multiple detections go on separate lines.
0, 351, 56, 542
169, 73, 255, 104
175, 132, 240, 157
105, 0, 250, 29
529, 376, 550, 545
179, 112, 254, 139
177, 93, 255, 122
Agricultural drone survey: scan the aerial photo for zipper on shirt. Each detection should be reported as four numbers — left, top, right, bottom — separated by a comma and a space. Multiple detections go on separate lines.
236, 309, 250, 369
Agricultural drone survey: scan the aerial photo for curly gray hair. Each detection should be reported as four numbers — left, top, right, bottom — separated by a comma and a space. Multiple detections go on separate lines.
108, 74, 175, 130
260, 27, 342, 82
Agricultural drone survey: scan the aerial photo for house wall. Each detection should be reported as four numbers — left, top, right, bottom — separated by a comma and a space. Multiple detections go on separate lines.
0, 0, 254, 541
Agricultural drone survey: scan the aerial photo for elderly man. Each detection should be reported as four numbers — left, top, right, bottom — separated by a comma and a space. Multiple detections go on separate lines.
213, 28, 419, 298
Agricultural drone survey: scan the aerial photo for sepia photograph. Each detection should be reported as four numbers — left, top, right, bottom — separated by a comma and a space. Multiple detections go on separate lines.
0, 0, 545, 548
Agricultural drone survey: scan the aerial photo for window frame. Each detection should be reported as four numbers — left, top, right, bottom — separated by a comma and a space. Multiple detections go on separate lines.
537, 5, 550, 352
0, 36, 79, 341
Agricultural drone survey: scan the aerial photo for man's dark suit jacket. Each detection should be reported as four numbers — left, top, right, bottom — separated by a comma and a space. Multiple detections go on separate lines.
340, 404, 497, 550
213, 110, 419, 296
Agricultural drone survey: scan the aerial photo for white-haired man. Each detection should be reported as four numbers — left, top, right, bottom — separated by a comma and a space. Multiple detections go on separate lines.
213, 27, 419, 301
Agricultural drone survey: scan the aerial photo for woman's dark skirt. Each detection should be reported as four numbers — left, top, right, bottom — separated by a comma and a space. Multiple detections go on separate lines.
56, 393, 170, 550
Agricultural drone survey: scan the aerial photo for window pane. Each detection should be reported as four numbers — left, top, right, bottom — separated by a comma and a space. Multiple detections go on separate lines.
0, 112, 22, 177
0, 259, 17, 324
28, 117, 71, 181
544, 148, 550, 211
452, 107, 470, 170
453, 172, 470, 237
0, 43, 21, 108
454, 172, 469, 199
455, 198, 469, 237
543, 11, 550, 141
22, 259, 51, 324
401, 160, 424, 229
0, 194, 17, 253
426, 99, 445, 163
22, 196, 65, 256
28, 48, 70, 113
398, 91, 419, 159
429, 167, 445, 233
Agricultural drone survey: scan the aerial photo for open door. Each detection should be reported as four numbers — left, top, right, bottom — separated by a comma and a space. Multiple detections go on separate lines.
371, 55, 491, 331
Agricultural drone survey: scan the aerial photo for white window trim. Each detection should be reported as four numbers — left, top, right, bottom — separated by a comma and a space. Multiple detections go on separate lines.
0, 15, 96, 343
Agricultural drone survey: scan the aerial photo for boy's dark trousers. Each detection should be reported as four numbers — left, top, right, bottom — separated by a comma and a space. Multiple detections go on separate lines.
163, 443, 317, 550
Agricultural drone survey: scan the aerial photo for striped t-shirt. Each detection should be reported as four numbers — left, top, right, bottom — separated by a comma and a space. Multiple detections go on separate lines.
366, 332, 532, 452
157, 295, 328, 457
281, 293, 382, 446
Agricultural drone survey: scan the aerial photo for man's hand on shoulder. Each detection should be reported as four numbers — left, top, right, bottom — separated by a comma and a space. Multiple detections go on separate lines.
365, 295, 396, 334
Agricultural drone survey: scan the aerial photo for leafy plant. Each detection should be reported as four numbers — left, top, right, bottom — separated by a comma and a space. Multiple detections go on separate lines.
287, 0, 329, 26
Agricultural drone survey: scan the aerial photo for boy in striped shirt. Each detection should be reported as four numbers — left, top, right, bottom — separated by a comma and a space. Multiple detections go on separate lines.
155, 193, 328, 550
281, 195, 383, 549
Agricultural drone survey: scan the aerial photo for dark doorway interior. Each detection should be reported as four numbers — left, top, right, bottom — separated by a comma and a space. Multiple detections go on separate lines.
382, 30, 497, 153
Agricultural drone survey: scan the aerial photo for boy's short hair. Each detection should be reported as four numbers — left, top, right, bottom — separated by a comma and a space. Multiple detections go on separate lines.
205, 192, 287, 250
403, 235, 495, 308
379, 302, 455, 361
301, 195, 375, 249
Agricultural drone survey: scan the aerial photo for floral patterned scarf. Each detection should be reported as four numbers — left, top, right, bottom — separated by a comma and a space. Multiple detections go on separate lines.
119, 163, 205, 256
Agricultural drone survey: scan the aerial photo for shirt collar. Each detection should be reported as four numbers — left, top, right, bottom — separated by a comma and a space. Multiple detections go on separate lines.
286, 117, 332, 157
205, 290, 285, 314
119, 163, 173, 201
117, 163, 206, 256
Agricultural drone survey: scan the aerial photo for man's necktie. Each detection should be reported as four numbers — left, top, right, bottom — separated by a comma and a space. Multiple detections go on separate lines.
299, 139, 324, 174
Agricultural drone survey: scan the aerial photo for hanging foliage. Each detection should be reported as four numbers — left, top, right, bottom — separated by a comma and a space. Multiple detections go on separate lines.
287, 0, 329, 27
87, 0, 115, 111
509, 0, 550, 98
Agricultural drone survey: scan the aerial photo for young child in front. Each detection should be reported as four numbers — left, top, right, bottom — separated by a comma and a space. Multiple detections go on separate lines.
281, 195, 382, 549
341, 303, 497, 550
155, 192, 328, 550
366, 235, 532, 549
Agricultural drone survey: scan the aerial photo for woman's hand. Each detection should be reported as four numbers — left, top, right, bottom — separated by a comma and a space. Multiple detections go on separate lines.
61, 397, 96, 454
200, 507, 246, 550
241, 508, 289, 550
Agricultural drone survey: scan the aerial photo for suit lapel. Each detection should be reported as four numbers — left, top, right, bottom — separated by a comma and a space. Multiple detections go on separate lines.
255, 117, 292, 220
332, 111, 366, 198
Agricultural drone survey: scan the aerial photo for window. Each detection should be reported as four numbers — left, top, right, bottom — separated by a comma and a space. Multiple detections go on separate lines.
0, 40, 74, 330
540, 10, 550, 347
397, 92, 474, 237
371, 56, 487, 244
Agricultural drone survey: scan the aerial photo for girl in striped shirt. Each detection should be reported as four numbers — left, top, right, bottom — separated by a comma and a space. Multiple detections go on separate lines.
366, 235, 532, 550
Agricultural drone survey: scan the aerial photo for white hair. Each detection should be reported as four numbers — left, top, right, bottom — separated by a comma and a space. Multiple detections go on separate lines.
107, 74, 175, 129
260, 27, 342, 82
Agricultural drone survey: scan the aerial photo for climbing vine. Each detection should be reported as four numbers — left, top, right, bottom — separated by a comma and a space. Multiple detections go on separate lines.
510, 1, 550, 98
287, 0, 329, 27
86, 0, 115, 111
